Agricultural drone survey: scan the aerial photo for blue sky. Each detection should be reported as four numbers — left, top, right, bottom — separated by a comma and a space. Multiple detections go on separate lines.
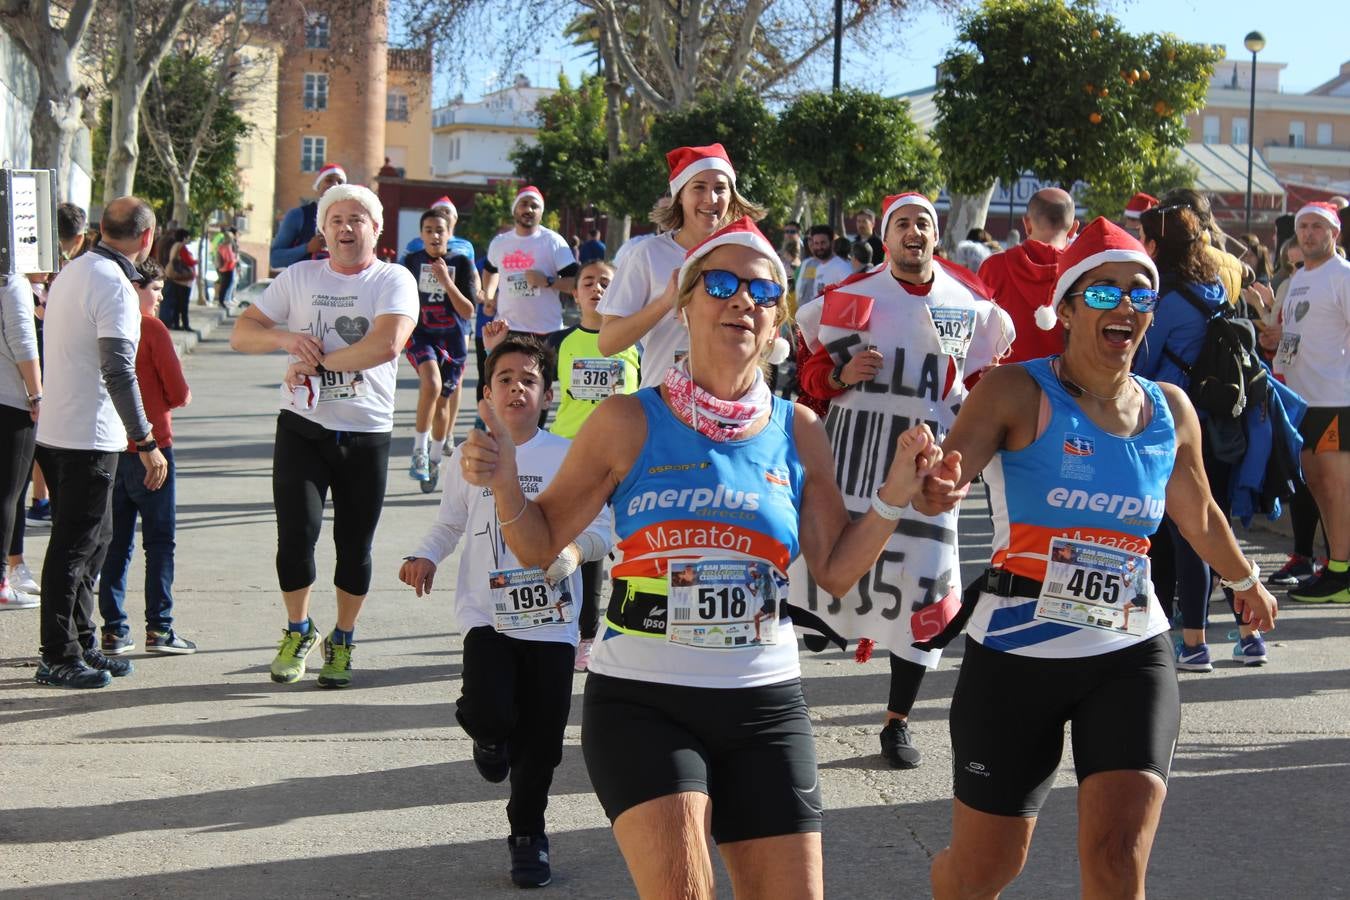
447, 0, 1342, 104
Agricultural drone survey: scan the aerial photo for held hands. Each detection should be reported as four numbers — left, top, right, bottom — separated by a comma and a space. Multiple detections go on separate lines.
1233, 583, 1278, 632
842, 348, 884, 385
281, 331, 325, 368
877, 424, 942, 508
399, 557, 437, 597
459, 399, 519, 492
913, 449, 967, 516
481, 319, 510, 352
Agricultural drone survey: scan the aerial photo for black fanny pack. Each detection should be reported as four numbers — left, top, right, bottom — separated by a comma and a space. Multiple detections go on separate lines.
911, 568, 1042, 652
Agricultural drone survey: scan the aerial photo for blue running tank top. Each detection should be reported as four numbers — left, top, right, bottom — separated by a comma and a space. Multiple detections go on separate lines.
591, 387, 806, 688
969, 357, 1176, 658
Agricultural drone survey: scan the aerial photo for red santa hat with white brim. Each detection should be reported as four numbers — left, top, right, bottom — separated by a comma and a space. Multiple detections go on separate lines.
879, 192, 940, 243
513, 186, 544, 211
316, 183, 384, 234
678, 216, 789, 364
312, 162, 346, 192
666, 144, 737, 198
1296, 202, 1341, 231
1037, 216, 1157, 330
431, 196, 457, 216
1123, 192, 1158, 220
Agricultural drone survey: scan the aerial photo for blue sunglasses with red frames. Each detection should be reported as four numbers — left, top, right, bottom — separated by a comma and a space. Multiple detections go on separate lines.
1069, 285, 1159, 313
700, 269, 784, 307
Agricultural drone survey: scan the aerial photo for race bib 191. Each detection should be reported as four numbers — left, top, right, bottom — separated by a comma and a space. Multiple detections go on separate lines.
490, 566, 572, 632
667, 559, 781, 649
316, 369, 368, 402
1035, 537, 1150, 636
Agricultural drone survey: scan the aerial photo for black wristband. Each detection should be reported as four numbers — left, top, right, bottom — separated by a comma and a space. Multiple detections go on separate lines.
830, 361, 850, 389
136, 438, 157, 453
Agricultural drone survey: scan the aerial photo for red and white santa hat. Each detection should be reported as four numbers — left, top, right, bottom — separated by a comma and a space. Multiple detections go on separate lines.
513, 185, 544, 211
430, 196, 457, 217
1123, 192, 1158, 220
879, 192, 940, 243
1042, 216, 1158, 328
666, 144, 737, 197
1296, 201, 1341, 232
312, 162, 347, 192
678, 216, 786, 287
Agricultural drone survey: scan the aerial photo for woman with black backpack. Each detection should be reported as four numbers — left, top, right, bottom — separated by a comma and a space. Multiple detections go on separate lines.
1133, 201, 1268, 671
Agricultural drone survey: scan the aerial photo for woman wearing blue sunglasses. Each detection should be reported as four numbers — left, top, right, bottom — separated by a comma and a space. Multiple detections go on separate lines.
459, 217, 941, 899
916, 216, 1277, 900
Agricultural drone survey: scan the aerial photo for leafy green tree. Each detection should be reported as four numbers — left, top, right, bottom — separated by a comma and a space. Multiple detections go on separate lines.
933, 0, 1220, 235
1081, 148, 1199, 220
776, 89, 942, 221
509, 74, 610, 219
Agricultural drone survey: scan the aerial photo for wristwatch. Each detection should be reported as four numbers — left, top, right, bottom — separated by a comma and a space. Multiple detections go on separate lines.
1220, 562, 1260, 592
829, 361, 850, 390
545, 275, 556, 288
136, 438, 157, 453
870, 489, 906, 520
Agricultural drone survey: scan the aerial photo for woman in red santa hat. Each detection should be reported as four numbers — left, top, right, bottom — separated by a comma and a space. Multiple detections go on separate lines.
915, 217, 1278, 899
597, 143, 774, 388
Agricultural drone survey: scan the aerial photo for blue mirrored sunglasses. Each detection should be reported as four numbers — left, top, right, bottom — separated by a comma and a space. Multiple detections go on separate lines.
1071, 285, 1159, 313
701, 269, 783, 307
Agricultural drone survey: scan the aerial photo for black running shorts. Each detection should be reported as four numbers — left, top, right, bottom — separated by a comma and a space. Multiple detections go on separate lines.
582, 673, 823, 843
949, 633, 1180, 817
1299, 406, 1348, 454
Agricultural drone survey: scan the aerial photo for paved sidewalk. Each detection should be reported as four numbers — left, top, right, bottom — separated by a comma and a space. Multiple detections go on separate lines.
1, 334, 1347, 898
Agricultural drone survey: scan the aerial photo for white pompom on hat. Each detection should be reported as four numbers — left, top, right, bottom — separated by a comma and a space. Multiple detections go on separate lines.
316, 183, 384, 234
1044, 216, 1158, 328
312, 162, 346, 192
879, 191, 940, 243
1296, 202, 1341, 232
666, 144, 737, 197
513, 185, 544, 211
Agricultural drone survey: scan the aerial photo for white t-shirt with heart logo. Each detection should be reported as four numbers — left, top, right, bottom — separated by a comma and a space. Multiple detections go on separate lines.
254, 259, 419, 431
1275, 254, 1350, 407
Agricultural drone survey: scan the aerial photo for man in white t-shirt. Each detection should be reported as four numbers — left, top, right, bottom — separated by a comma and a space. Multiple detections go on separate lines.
1267, 202, 1350, 603
35, 196, 169, 689
231, 184, 418, 687
480, 186, 579, 339
795, 224, 853, 305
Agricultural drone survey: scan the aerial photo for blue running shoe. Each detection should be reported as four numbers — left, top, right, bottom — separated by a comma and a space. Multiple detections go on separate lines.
1233, 632, 1268, 666
1176, 642, 1213, 672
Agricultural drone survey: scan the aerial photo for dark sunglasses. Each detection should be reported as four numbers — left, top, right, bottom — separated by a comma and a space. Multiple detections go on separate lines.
1070, 285, 1159, 313
701, 269, 783, 307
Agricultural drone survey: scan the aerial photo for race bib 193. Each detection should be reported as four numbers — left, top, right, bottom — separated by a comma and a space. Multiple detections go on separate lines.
490, 567, 572, 632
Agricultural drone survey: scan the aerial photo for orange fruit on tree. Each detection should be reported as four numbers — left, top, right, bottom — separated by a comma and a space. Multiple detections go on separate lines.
1089, 112, 1103, 124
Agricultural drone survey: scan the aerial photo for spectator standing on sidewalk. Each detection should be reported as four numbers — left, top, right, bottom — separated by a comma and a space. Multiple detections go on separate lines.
34, 196, 168, 689
0, 269, 43, 610
214, 228, 239, 309
160, 228, 196, 332
97, 259, 195, 656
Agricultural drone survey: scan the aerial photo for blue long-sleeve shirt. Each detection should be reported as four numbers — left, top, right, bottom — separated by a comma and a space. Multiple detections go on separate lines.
269, 204, 316, 270
1132, 280, 1226, 388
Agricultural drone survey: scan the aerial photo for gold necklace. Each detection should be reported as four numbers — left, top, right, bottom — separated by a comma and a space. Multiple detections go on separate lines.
1055, 358, 1133, 402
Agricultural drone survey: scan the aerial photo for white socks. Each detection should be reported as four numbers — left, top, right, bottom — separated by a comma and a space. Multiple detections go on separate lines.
414, 430, 430, 453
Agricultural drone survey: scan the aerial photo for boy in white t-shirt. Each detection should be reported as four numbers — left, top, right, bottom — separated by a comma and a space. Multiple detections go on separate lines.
400, 337, 611, 888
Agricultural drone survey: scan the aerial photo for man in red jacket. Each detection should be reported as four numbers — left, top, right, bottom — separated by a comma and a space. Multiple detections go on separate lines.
98, 259, 196, 656
976, 187, 1076, 363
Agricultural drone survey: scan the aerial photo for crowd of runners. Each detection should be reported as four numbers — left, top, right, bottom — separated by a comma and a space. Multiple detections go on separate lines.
3, 138, 1348, 898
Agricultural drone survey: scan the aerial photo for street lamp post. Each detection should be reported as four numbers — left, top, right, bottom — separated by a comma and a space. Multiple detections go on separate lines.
1243, 30, 1265, 233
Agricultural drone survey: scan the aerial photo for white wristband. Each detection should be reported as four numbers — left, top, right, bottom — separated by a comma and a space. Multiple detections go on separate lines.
1220, 562, 1260, 592
870, 489, 905, 521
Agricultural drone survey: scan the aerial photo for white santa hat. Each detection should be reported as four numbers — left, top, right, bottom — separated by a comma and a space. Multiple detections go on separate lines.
1041, 216, 1158, 329
678, 216, 789, 362
513, 185, 544, 211
1296, 202, 1341, 232
431, 196, 457, 217
879, 192, 940, 243
666, 144, 737, 198
316, 183, 384, 234
312, 162, 346, 192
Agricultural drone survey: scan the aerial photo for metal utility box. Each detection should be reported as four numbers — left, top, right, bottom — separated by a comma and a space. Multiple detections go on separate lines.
0, 168, 59, 275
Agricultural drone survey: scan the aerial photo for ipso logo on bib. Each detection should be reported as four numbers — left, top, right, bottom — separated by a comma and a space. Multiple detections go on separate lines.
1045, 487, 1165, 522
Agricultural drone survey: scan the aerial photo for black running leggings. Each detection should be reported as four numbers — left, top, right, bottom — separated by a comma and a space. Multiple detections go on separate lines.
272, 411, 391, 595
887, 653, 926, 717
0, 404, 35, 582
578, 559, 602, 640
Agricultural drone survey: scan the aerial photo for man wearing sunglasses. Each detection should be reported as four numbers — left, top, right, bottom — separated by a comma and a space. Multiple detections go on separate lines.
793, 192, 1014, 769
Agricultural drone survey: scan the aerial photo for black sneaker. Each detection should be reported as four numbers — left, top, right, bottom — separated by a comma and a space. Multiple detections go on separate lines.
1288, 568, 1350, 604
507, 834, 551, 888
473, 739, 510, 783
35, 660, 111, 689
1268, 554, 1315, 587
83, 647, 134, 677
146, 630, 197, 655
101, 631, 135, 656
880, 718, 922, 769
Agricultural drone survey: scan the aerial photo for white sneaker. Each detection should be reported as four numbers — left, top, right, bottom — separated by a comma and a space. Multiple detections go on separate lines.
11, 563, 39, 594
0, 582, 39, 609
573, 638, 594, 672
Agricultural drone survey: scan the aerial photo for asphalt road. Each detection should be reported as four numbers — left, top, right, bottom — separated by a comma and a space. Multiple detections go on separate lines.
2, 325, 1347, 898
